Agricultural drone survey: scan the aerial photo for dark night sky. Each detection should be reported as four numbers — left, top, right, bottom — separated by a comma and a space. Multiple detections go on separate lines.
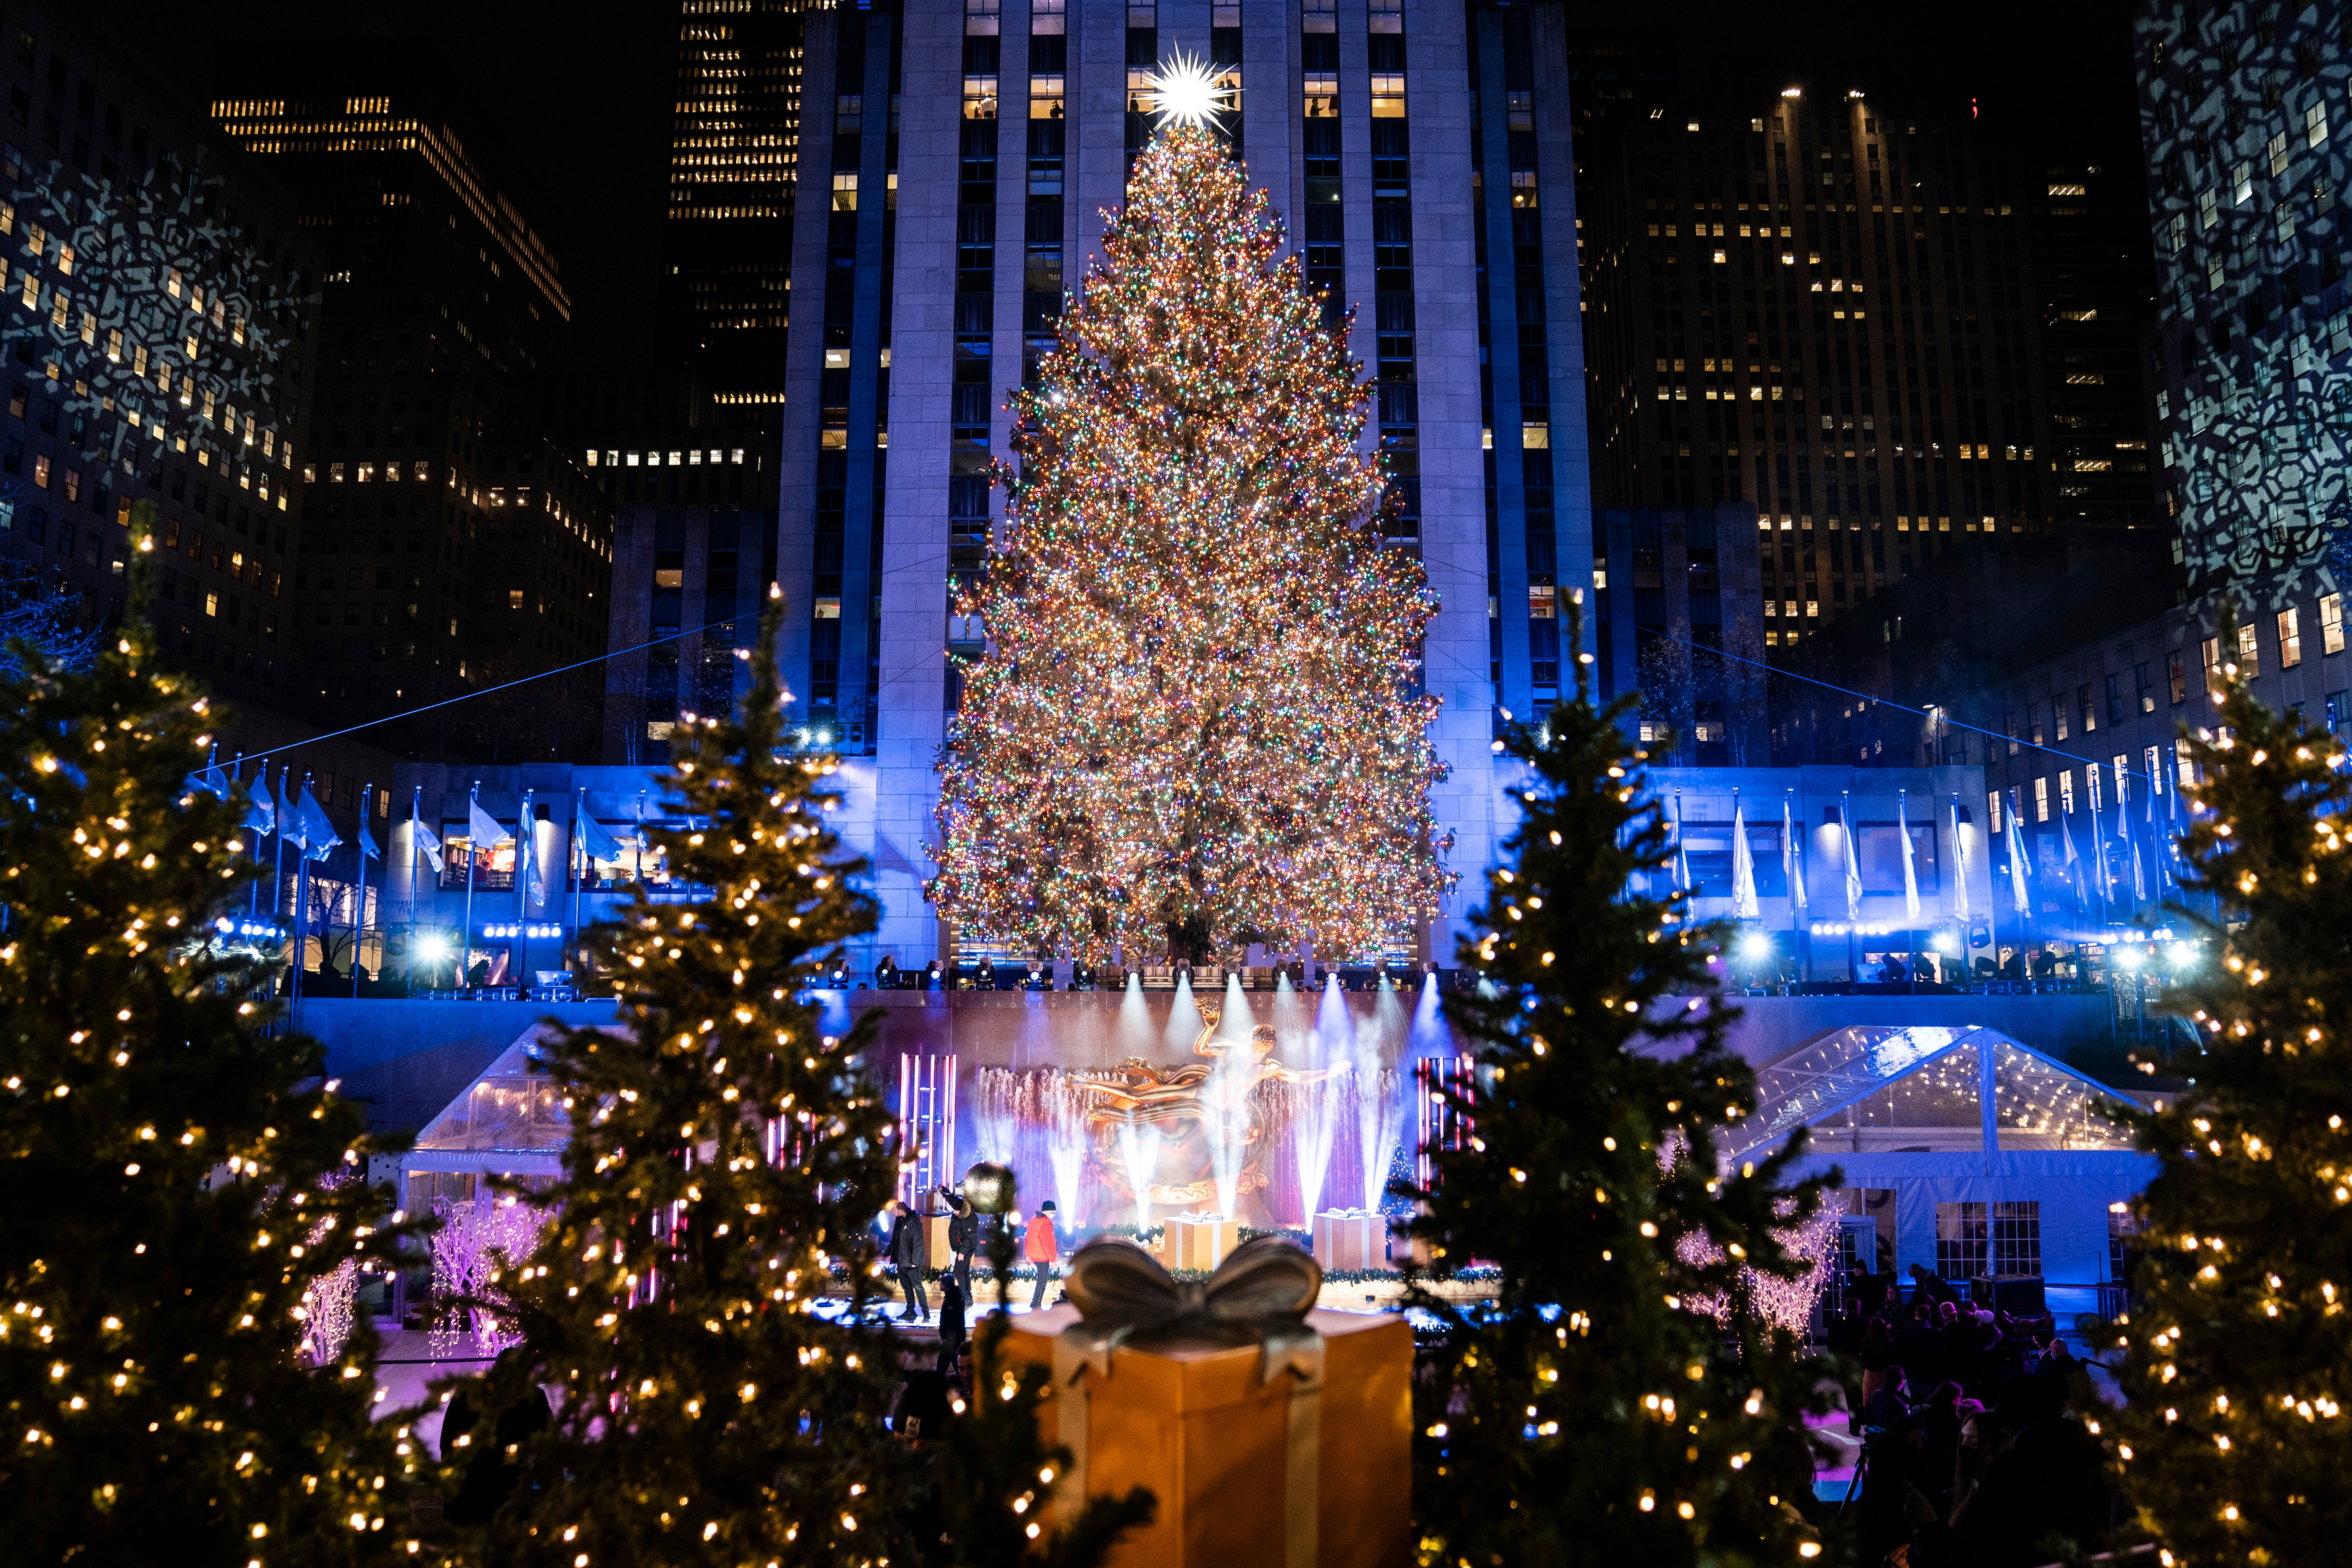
92, 0, 2147, 346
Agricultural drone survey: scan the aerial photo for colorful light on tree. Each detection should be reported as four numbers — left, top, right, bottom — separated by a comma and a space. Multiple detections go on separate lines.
930, 121, 1452, 964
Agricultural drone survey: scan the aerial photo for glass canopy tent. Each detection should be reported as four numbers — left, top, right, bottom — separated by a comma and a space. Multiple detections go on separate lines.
1730, 1025, 2140, 1159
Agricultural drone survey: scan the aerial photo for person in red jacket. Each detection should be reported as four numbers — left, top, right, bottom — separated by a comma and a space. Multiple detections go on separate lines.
1023, 1200, 1060, 1311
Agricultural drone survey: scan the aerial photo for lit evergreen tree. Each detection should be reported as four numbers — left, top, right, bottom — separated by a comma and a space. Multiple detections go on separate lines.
0, 504, 423, 1564
471, 591, 1146, 1565
1402, 615, 1835, 1566
2105, 650, 2352, 1564
930, 102, 1451, 964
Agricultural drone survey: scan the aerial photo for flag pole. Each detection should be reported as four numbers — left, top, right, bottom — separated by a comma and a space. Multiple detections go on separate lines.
247, 759, 264, 916
408, 785, 422, 993
293, 773, 312, 1009
1966, 790, 1994, 988
463, 780, 480, 992
354, 782, 371, 999
516, 789, 533, 994
570, 786, 586, 984
272, 771, 287, 920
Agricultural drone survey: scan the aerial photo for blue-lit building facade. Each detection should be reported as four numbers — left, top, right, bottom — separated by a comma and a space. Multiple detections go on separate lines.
2134, 0, 2352, 591
766, 0, 1593, 972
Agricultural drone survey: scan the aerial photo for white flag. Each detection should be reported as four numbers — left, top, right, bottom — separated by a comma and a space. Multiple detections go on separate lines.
295, 785, 342, 863
2006, 794, 2032, 916
469, 799, 514, 848
414, 818, 445, 876
185, 759, 232, 800
576, 811, 625, 863
1730, 796, 1759, 921
1783, 798, 1807, 914
1898, 790, 1921, 923
1949, 798, 1972, 924
243, 766, 276, 835
1839, 797, 1863, 920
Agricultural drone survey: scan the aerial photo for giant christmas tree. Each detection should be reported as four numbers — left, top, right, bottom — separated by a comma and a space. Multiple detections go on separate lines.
1402, 614, 1835, 1566
931, 82, 1451, 964
2105, 650, 2352, 1564
0, 507, 422, 1564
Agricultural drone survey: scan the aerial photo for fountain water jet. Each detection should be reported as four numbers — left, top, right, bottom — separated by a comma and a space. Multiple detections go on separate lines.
1115, 1122, 1162, 1234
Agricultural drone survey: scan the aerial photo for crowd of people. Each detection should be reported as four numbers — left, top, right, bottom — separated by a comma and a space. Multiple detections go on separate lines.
880, 1186, 1069, 1439
1827, 1270, 2113, 1568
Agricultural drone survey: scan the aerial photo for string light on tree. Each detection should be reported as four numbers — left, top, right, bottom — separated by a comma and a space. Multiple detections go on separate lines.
1400, 600, 1832, 1565
2104, 627, 2352, 1567
452, 588, 1149, 1566
0, 500, 428, 1564
932, 118, 1452, 964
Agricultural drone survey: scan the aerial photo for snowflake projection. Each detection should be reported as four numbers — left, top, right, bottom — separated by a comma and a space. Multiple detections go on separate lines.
2174, 359, 2352, 584
2132, 1, 2352, 591
0, 143, 306, 503
427, 1192, 544, 1359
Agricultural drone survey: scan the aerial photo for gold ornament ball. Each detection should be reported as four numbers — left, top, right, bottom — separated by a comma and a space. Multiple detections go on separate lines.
960, 1162, 1016, 1215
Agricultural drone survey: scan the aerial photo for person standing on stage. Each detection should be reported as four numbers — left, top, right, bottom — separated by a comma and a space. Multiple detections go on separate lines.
1023, 1200, 1060, 1311
887, 1198, 932, 1323
940, 1184, 979, 1302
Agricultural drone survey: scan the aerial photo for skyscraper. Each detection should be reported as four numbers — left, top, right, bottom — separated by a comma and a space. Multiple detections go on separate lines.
765, 0, 1590, 970
1580, 86, 2074, 652
664, 0, 812, 406
210, 85, 614, 752
2134, 0, 2352, 591
0, 2, 313, 706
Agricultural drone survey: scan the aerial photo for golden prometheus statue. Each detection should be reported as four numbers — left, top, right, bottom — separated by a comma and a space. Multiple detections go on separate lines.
1077, 1002, 1342, 1224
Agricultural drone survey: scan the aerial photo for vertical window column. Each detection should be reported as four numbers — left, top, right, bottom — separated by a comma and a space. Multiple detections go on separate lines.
1210, 6, 1242, 161
803, 13, 897, 751
1124, 12, 1158, 178
946, 17, 1002, 713
1369, 20, 1416, 553
1024, 32, 1066, 356
1301, 20, 1343, 334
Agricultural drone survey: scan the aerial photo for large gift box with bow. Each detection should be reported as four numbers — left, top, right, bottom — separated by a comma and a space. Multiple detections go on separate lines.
1001, 1236, 1411, 1568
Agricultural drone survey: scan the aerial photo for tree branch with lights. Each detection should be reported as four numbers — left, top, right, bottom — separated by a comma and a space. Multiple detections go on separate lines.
0, 500, 425, 1564
931, 112, 1452, 965
1401, 605, 1838, 1566
2104, 640, 2352, 1564
467, 591, 1146, 1566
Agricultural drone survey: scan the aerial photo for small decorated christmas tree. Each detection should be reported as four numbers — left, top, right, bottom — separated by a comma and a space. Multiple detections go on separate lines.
1402, 612, 1834, 1565
2106, 649, 2352, 1564
931, 111, 1450, 964
0, 504, 421, 1562
472, 592, 1145, 1564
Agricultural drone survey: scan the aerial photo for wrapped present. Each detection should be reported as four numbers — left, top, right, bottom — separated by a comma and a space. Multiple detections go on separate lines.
1002, 1237, 1411, 1568
926, 1214, 955, 1270
1310, 1210, 1388, 1273
1164, 1212, 1242, 1271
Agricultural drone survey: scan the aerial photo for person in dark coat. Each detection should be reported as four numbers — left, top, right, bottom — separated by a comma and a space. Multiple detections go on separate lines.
1862, 1363, 1912, 1429
441, 1346, 552, 1525
1855, 1415, 1938, 1566
1930, 1376, 2108, 1568
886, 1198, 931, 1322
1895, 1304, 1942, 1390
1858, 1317, 1897, 1409
935, 1276, 968, 1372
940, 1185, 979, 1302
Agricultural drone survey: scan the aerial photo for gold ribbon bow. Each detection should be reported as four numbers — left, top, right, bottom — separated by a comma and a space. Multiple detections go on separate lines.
1049, 1236, 1327, 1567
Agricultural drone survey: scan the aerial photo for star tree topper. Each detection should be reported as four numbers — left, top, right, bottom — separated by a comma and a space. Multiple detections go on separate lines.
1146, 52, 1233, 128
